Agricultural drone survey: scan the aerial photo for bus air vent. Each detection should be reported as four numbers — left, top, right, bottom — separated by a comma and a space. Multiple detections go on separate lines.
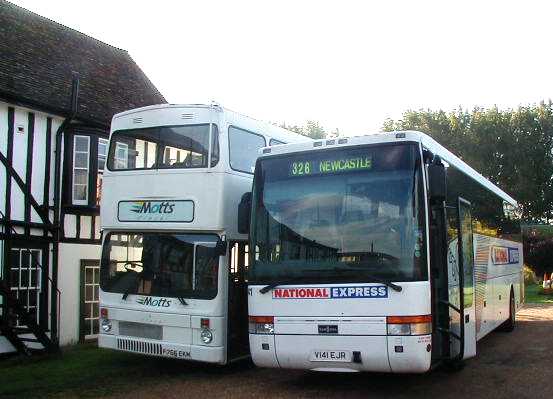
337, 138, 348, 144
181, 113, 194, 120
132, 117, 143, 124
116, 337, 163, 356
119, 321, 162, 340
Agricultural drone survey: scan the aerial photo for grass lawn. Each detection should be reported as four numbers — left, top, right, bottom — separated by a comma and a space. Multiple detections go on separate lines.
0, 342, 229, 399
525, 283, 553, 304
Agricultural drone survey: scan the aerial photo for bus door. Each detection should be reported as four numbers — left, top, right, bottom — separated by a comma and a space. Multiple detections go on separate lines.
446, 198, 476, 361
227, 241, 249, 360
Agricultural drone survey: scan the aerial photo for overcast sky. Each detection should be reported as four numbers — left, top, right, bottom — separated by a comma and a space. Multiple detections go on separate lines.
11, 0, 553, 135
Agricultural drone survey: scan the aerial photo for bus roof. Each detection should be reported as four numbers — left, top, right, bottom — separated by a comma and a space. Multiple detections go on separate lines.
111, 103, 310, 145
258, 130, 517, 206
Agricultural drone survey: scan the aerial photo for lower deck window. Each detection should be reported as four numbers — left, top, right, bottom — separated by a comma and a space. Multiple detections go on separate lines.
100, 233, 219, 299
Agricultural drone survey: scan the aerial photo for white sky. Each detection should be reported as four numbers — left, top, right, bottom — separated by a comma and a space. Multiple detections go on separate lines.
11, 0, 553, 135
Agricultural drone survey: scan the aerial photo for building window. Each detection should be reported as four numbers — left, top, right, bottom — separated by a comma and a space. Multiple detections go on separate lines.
228, 126, 266, 174
9, 248, 42, 326
80, 261, 100, 340
73, 135, 90, 205
96, 138, 108, 206
114, 142, 129, 169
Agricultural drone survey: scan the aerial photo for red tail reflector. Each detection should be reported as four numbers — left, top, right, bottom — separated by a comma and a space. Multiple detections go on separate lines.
201, 318, 210, 328
387, 315, 432, 324
249, 316, 274, 324
100, 308, 108, 318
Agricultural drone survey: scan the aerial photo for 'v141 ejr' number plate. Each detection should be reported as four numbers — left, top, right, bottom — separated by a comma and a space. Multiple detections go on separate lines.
310, 350, 352, 362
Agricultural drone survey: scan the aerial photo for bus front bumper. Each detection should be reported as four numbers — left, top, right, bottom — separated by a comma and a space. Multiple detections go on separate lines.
250, 333, 432, 373
99, 334, 226, 364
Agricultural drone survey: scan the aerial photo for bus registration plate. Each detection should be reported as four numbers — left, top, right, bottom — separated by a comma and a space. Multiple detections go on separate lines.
310, 350, 352, 362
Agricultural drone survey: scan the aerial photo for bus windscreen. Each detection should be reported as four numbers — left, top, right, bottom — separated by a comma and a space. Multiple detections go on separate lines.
100, 233, 219, 299
250, 143, 427, 285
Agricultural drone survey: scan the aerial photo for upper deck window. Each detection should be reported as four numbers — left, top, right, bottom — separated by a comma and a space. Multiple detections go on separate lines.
229, 126, 266, 174
107, 124, 219, 171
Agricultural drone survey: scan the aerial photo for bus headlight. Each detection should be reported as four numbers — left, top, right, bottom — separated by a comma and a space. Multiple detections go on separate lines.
101, 319, 112, 333
249, 316, 274, 334
200, 328, 213, 344
387, 315, 432, 335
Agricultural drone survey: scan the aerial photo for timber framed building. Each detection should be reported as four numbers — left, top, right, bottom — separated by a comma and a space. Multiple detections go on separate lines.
0, 0, 166, 354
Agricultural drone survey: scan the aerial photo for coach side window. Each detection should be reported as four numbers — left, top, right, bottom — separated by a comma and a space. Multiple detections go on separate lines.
228, 126, 266, 173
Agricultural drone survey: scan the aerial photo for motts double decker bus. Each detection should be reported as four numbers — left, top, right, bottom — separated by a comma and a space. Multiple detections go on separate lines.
98, 103, 308, 364
244, 131, 523, 372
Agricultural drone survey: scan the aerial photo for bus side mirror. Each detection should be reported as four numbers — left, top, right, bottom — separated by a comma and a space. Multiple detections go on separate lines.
238, 192, 252, 235
428, 156, 446, 202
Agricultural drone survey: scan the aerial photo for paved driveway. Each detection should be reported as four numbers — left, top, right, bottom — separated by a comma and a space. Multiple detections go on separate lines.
107, 304, 553, 399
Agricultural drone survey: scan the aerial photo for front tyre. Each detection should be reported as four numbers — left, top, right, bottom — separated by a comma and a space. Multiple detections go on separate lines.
498, 289, 516, 332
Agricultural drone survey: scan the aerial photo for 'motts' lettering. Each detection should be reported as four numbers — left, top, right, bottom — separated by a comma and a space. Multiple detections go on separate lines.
137, 296, 172, 307
131, 201, 175, 214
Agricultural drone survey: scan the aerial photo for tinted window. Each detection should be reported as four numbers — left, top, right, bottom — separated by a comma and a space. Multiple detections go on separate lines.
229, 127, 266, 173
250, 143, 427, 284
445, 164, 521, 242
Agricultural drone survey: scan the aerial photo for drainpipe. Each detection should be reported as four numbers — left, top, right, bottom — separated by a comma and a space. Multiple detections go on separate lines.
51, 73, 79, 344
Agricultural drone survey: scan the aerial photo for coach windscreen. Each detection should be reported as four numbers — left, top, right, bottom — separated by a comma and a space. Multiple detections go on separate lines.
250, 143, 427, 286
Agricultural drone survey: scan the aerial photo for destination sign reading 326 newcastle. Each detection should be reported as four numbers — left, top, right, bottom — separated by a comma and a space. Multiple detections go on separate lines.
118, 200, 194, 222
290, 156, 372, 177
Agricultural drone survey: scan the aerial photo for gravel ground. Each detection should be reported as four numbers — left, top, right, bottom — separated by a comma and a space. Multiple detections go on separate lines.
105, 304, 553, 399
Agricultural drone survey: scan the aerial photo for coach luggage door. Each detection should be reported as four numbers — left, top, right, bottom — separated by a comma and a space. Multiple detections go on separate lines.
446, 198, 476, 361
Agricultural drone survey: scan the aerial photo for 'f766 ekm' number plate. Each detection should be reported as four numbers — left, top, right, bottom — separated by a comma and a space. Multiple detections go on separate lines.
310, 350, 352, 362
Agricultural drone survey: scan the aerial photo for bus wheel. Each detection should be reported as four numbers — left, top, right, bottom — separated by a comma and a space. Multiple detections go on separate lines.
499, 289, 516, 332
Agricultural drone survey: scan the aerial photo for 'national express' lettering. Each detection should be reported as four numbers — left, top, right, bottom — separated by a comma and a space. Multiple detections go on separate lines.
271, 286, 388, 299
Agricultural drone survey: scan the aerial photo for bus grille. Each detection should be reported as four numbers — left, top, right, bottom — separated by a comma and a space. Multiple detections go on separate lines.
119, 321, 163, 340
117, 337, 163, 356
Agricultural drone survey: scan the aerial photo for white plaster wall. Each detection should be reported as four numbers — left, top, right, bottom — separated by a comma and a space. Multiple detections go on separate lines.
58, 242, 101, 346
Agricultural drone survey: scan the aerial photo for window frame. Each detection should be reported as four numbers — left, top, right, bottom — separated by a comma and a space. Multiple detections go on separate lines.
269, 138, 286, 146
99, 231, 220, 300
96, 138, 109, 206
72, 135, 90, 205
106, 124, 219, 172
228, 125, 267, 174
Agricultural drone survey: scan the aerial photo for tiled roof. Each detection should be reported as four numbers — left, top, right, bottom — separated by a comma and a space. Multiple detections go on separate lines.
0, 0, 166, 126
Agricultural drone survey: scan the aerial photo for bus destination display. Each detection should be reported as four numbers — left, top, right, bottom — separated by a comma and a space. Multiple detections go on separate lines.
290, 156, 372, 176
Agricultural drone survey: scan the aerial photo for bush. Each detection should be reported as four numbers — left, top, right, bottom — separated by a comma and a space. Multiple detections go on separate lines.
524, 265, 537, 285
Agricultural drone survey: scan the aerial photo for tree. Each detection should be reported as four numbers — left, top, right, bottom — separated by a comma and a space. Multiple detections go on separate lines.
280, 121, 330, 139
384, 103, 553, 275
383, 102, 553, 222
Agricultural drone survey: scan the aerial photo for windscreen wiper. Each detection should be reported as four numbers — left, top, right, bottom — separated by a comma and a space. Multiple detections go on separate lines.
304, 268, 403, 292
122, 270, 144, 300
259, 281, 296, 294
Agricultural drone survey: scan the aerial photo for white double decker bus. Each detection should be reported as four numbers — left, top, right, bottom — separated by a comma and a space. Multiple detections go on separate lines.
98, 103, 307, 364
245, 131, 523, 372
